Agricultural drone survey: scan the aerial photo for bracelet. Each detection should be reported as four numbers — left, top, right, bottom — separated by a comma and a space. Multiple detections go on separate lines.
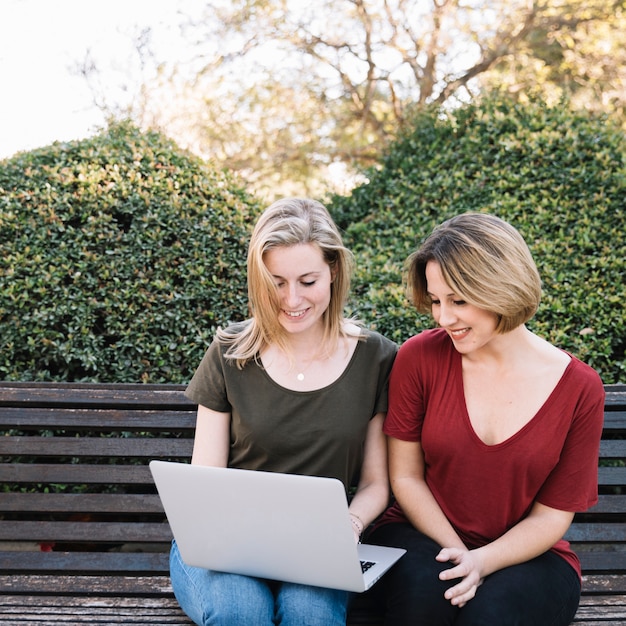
349, 513, 364, 536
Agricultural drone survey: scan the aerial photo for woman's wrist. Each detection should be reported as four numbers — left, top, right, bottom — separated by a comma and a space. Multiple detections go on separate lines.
349, 512, 365, 538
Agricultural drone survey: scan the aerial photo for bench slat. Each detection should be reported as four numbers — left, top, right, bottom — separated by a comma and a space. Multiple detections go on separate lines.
0, 595, 193, 626
0, 436, 193, 458
575, 548, 626, 572
566, 523, 626, 543
0, 382, 192, 409
1, 493, 164, 514
597, 409, 625, 430
0, 521, 172, 543
0, 463, 154, 485
599, 439, 626, 457
598, 466, 626, 487
585, 495, 626, 514
0, 407, 196, 430
0, 551, 169, 574
0, 574, 175, 595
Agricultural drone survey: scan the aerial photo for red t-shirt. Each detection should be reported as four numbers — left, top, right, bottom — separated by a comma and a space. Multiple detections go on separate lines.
380, 328, 605, 578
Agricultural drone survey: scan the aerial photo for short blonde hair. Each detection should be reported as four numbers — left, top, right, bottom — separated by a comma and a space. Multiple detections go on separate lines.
406, 213, 542, 333
219, 198, 354, 366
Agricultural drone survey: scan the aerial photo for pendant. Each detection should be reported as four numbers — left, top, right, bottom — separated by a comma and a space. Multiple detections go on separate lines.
297, 373, 305, 381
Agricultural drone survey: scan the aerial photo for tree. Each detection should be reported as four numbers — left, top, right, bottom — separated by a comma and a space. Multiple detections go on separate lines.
81, 0, 626, 199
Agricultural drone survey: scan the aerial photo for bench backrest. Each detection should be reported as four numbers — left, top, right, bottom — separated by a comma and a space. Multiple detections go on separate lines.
0, 382, 194, 581
0, 382, 624, 593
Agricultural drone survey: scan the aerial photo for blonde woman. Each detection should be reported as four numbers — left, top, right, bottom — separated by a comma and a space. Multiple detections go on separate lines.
371, 213, 604, 625
170, 198, 397, 625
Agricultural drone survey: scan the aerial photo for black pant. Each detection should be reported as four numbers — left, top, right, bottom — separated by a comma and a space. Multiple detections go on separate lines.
368, 523, 581, 626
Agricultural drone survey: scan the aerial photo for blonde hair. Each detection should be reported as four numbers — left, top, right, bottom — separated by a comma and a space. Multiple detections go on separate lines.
406, 213, 542, 333
217, 198, 355, 367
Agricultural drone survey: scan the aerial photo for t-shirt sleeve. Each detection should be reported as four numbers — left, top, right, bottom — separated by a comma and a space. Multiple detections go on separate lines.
536, 362, 605, 512
368, 332, 398, 418
184, 339, 231, 412
383, 334, 428, 442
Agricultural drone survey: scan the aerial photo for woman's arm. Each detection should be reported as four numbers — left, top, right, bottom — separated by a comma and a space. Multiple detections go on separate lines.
390, 436, 575, 607
347, 413, 391, 540
190, 404, 231, 467
388, 437, 466, 550
438, 502, 575, 606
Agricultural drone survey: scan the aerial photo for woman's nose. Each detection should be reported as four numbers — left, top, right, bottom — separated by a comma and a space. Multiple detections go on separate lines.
283, 283, 301, 307
437, 303, 457, 327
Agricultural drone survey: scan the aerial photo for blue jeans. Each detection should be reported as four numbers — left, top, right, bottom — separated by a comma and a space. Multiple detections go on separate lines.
368, 523, 581, 626
170, 540, 349, 625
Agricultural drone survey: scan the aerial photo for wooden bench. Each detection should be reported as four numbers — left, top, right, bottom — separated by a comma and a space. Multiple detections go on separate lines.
0, 381, 624, 625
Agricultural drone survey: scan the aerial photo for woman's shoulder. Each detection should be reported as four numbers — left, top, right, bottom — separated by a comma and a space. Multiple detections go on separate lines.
400, 327, 450, 353
349, 323, 398, 355
563, 353, 605, 396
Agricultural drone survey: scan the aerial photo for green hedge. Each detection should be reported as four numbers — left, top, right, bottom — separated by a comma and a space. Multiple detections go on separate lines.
332, 96, 625, 383
0, 122, 261, 383
1, 98, 624, 384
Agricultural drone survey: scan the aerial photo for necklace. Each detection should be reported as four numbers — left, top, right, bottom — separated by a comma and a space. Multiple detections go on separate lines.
295, 358, 315, 381
293, 352, 321, 382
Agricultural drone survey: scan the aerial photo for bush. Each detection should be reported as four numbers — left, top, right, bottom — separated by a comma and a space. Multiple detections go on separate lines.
0, 122, 261, 383
331, 96, 625, 384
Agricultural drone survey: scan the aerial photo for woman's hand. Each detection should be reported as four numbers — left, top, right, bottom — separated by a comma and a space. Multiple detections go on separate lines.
436, 547, 485, 608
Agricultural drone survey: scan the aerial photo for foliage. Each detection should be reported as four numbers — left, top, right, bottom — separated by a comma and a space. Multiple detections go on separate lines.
482, 0, 626, 127
2, 100, 624, 385
332, 96, 625, 384
0, 122, 261, 383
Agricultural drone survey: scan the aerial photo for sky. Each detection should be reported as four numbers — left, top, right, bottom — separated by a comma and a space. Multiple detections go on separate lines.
0, 0, 192, 160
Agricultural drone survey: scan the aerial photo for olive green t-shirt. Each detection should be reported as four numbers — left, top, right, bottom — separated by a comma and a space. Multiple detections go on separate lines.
185, 326, 397, 490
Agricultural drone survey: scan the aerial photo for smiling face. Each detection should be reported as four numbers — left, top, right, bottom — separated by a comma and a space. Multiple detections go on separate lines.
425, 260, 499, 355
263, 243, 334, 338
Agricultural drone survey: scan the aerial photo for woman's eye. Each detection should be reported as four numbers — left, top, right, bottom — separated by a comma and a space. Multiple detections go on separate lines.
302, 281, 316, 287
453, 300, 466, 306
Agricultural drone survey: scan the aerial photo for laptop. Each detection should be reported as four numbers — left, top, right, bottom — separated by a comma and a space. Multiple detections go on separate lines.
150, 460, 405, 592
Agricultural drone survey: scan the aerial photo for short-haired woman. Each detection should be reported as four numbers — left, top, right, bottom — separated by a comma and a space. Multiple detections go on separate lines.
170, 198, 397, 625
370, 213, 604, 625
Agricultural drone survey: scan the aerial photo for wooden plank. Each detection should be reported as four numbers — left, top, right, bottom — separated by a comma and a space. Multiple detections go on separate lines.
574, 603, 626, 620
581, 574, 626, 594
0, 383, 192, 410
0, 464, 154, 485
0, 612, 192, 626
577, 549, 626, 572
583, 494, 626, 514
598, 466, 626, 487
603, 410, 626, 430
604, 386, 626, 407
0, 552, 169, 574
0, 574, 174, 595
0, 437, 193, 458
0, 595, 184, 608
566, 523, 626, 543
1, 493, 164, 514
0, 521, 172, 543
0, 407, 196, 430
599, 439, 626, 458
0, 595, 195, 626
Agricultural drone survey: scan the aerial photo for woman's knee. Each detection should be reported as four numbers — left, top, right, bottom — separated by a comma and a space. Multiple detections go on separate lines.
169, 541, 274, 625
369, 524, 457, 624
276, 582, 349, 626
456, 554, 581, 626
